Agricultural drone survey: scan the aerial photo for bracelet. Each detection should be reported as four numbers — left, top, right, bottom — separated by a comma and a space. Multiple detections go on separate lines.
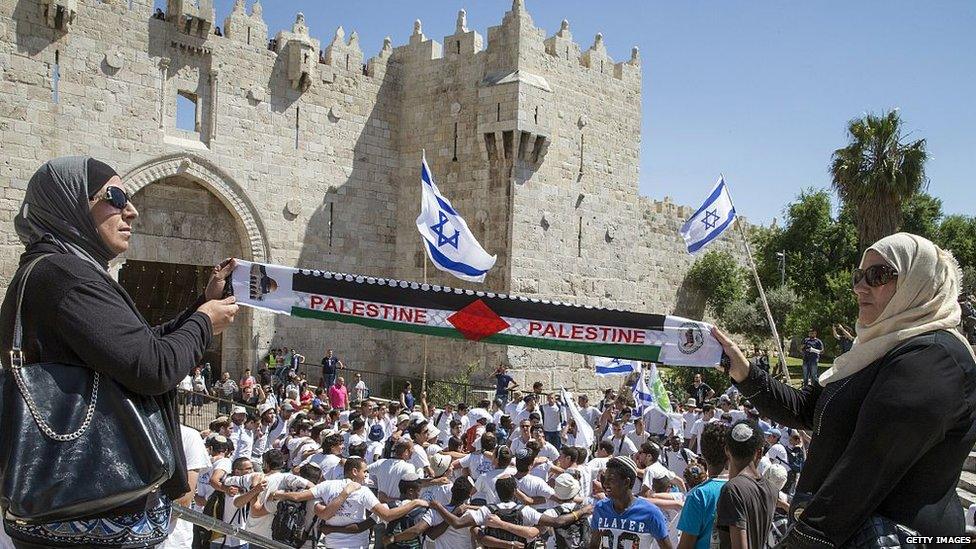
571, 511, 579, 521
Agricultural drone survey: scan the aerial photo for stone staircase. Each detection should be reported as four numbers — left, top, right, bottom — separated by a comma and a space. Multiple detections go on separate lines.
958, 450, 976, 509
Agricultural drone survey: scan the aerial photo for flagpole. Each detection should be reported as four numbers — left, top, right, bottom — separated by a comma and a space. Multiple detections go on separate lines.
735, 217, 791, 382
422, 230, 429, 396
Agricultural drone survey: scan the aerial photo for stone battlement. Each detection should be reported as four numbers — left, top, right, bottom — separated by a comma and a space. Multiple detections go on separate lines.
0, 0, 736, 396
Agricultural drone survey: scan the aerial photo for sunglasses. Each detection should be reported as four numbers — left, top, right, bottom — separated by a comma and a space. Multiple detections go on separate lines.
851, 264, 898, 288
99, 185, 130, 210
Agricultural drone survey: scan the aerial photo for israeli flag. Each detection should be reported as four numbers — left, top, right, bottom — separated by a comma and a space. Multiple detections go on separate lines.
416, 152, 496, 282
680, 176, 737, 254
632, 367, 656, 416
594, 356, 639, 377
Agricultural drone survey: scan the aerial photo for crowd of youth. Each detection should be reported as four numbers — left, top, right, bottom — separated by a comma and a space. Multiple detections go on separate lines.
166, 350, 808, 549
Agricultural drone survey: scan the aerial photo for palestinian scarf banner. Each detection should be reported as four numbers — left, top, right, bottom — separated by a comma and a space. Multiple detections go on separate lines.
230, 260, 723, 367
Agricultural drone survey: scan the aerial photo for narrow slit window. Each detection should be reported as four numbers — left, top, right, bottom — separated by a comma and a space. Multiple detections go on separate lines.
345, 54, 350, 71
534, 106, 539, 124
295, 106, 300, 149
577, 217, 583, 257
175, 91, 198, 132
247, 27, 251, 46
452, 122, 459, 161
456, 41, 461, 54
51, 49, 60, 104
496, 103, 501, 122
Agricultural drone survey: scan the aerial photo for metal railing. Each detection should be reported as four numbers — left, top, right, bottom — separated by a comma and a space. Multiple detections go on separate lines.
177, 389, 257, 431
295, 363, 497, 406
172, 504, 291, 549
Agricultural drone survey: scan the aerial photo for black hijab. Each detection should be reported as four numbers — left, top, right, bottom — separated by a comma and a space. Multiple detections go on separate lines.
14, 156, 119, 269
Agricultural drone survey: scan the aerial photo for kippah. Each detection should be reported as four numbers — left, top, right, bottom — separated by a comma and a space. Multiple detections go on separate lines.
732, 423, 754, 442
86, 158, 118, 199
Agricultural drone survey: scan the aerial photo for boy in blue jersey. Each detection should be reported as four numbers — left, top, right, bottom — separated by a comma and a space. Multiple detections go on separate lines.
589, 456, 672, 549
677, 422, 730, 549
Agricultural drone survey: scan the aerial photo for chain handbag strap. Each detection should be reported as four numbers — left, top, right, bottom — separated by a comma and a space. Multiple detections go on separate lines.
9, 254, 100, 442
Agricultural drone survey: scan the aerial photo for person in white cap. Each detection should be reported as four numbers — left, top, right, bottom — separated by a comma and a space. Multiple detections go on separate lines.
757, 427, 788, 477
541, 473, 589, 549
420, 453, 455, 506
229, 405, 254, 462
251, 402, 277, 460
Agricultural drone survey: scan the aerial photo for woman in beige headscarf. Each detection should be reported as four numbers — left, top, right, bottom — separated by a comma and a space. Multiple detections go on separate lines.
712, 233, 976, 548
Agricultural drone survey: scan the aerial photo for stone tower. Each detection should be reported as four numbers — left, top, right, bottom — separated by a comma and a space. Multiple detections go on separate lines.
0, 0, 743, 393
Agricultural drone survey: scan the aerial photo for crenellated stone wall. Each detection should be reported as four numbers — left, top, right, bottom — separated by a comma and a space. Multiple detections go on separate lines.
0, 0, 747, 394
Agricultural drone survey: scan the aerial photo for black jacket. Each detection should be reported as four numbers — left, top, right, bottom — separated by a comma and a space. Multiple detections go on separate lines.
0, 243, 212, 515
735, 330, 976, 547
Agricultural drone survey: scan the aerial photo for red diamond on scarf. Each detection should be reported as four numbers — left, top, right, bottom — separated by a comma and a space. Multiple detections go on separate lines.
448, 299, 510, 341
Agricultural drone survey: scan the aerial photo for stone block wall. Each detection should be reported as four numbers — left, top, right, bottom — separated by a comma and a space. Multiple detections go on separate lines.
0, 0, 748, 395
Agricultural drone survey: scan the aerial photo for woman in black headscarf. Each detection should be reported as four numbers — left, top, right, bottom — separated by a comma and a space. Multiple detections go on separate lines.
0, 157, 239, 548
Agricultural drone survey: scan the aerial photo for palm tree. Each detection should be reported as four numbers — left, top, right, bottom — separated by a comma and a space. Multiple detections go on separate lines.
830, 110, 927, 251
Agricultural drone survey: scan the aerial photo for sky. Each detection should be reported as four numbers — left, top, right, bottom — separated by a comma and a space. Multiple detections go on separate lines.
169, 1, 976, 226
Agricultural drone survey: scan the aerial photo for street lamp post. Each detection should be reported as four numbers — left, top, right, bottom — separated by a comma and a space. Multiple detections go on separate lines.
775, 251, 786, 286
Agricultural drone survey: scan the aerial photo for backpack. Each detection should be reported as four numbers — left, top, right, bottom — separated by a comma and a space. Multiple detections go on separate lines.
551, 503, 591, 549
787, 446, 805, 473
271, 499, 317, 548
385, 503, 427, 549
192, 490, 225, 549
484, 504, 535, 547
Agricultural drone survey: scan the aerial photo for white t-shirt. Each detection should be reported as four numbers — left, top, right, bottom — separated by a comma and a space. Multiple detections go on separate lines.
588, 457, 610, 481
473, 467, 517, 504
247, 473, 313, 539
643, 406, 670, 435
517, 473, 555, 510
221, 472, 262, 547
366, 440, 385, 464
355, 380, 368, 400
312, 479, 380, 549
470, 501, 542, 526
580, 405, 602, 428
627, 429, 650, 449
159, 426, 211, 549
300, 453, 342, 480
409, 443, 431, 472
423, 507, 475, 549
682, 412, 700, 436
540, 403, 562, 431
287, 437, 319, 468
664, 448, 697, 480
230, 423, 254, 462
420, 482, 453, 507
459, 452, 494, 482
642, 462, 675, 494
198, 456, 232, 502
368, 458, 419, 499
510, 436, 530, 455
348, 432, 368, 448
609, 435, 638, 456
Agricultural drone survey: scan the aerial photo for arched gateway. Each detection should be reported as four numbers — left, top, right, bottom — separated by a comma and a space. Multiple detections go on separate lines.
117, 153, 271, 378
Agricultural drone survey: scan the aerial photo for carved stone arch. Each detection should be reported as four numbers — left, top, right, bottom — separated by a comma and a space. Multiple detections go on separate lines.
120, 152, 270, 262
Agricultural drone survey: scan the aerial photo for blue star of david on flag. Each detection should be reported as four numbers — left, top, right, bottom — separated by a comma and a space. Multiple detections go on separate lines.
680, 176, 738, 254
416, 151, 497, 282
430, 211, 460, 249
702, 209, 720, 230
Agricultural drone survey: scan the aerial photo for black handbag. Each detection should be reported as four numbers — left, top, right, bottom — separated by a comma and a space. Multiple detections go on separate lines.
0, 254, 176, 522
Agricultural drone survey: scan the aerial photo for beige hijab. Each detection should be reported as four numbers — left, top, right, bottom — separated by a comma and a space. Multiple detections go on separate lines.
819, 232, 975, 385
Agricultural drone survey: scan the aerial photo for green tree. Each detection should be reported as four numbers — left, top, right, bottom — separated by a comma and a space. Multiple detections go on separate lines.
830, 110, 928, 251
937, 214, 976, 270
962, 266, 976, 295
684, 250, 747, 318
900, 192, 943, 241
